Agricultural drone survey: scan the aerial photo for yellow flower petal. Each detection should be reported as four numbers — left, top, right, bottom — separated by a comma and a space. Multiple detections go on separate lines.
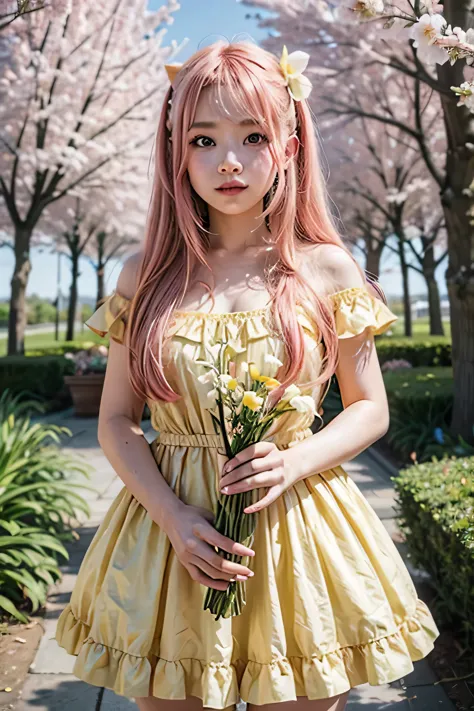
242, 391, 264, 412
249, 363, 261, 380
263, 377, 281, 390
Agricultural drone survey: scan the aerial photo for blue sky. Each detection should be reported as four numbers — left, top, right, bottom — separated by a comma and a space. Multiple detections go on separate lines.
0, 0, 445, 302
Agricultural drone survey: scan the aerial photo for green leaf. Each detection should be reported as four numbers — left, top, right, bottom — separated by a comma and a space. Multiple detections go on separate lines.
0, 594, 28, 623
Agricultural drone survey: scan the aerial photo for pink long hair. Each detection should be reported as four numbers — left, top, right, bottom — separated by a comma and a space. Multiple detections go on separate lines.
127, 40, 374, 403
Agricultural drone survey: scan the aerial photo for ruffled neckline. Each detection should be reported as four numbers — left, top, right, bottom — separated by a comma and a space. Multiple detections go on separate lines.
171, 287, 366, 321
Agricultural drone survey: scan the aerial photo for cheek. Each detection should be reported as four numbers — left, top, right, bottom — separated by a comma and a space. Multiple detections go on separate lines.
187, 151, 213, 183
248, 148, 274, 177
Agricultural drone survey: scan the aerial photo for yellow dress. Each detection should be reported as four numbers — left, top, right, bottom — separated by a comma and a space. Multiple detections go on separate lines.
55, 286, 439, 708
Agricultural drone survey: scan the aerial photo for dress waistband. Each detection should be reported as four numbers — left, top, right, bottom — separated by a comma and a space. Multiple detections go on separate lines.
154, 432, 222, 448
152, 428, 314, 449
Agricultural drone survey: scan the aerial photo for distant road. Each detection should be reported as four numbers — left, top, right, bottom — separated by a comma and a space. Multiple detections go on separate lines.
0, 321, 83, 337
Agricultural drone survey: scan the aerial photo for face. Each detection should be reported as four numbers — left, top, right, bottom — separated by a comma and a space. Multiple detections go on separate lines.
186, 84, 284, 217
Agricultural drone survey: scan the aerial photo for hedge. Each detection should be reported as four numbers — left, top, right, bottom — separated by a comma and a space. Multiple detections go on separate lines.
376, 337, 452, 367
393, 456, 474, 644
383, 367, 454, 462
0, 355, 75, 407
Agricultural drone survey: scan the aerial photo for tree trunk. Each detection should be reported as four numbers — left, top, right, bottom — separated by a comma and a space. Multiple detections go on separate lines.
97, 266, 105, 308
7, 226, 32, 355
421, 240, 444, 336
365, 238, 384, 279
67, 254, 79, 342
436, 0, 474, 440
426, 276, 444, 336
397, 235, 412, 337
96, 231, 106, 308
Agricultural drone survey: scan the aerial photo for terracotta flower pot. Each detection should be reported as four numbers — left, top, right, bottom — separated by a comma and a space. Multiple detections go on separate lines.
64, 373, 105, 417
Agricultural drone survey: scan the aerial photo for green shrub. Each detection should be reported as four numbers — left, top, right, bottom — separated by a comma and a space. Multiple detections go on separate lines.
383, 368, 453, 462
393, 456, 474, 645
0, 391, 93, 622
376, 337, 452, 367
26, 335, 106, 357
0, 354, 75, 406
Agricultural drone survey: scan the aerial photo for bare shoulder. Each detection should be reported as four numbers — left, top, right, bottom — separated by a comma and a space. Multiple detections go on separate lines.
116, 251, 144, 301
298, 243, 365, 295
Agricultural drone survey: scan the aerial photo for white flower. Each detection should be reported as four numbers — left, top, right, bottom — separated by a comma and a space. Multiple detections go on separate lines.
289, 395, 317, 416
279, 45, 313, 101
241, 362, 249, 373
420, 0, 444, 15
409, 13, 450, 66
263, 353, 284, 378
217, 373, 234, 394
196, 370, 219, 410
338, 0, 384, 19
280, 383, 301, 402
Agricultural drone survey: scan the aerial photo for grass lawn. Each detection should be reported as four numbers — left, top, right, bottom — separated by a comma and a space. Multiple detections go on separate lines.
382, 366, 453, 399
0, 329, 104, 357
389, 316, 451, 340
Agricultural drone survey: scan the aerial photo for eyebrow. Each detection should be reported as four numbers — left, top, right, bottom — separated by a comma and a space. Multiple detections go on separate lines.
189, 118, 258, 130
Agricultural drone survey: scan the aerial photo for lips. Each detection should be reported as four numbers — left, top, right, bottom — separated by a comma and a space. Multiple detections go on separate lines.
216, 184, 248, 194
216, 181, 247, 191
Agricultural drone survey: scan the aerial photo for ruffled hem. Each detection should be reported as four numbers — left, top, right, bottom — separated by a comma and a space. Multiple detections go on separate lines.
55, 598, 438, 707
329, 286, 398, 339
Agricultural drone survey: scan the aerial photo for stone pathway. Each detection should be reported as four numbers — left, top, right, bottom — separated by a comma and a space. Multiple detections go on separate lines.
17, 411, 454, 710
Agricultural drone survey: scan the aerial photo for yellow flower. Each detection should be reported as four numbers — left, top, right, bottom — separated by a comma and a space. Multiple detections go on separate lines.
279, 45, 313, 101
259, 376, 281, 391
248, 362, 265, 382
227, 378, 239, 391
242, 391, 264, 412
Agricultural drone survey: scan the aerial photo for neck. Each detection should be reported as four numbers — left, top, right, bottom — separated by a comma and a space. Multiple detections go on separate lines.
206, 201, 271, 255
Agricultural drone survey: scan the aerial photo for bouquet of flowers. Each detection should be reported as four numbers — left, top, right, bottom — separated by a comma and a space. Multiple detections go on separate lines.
195, 336, 316, 620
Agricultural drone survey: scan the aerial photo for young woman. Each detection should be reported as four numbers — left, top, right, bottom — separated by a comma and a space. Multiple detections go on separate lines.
55, 41, 439, 711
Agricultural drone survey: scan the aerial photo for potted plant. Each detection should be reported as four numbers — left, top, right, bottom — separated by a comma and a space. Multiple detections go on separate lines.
64, 344, 108, 416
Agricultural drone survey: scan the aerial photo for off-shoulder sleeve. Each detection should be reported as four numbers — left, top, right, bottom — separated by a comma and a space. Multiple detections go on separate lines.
329, 286, 397, 339
85, 290, 131, 344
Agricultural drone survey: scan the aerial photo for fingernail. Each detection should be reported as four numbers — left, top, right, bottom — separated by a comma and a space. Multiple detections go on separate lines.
247, 571, 254, 577
222, 486, 229, 494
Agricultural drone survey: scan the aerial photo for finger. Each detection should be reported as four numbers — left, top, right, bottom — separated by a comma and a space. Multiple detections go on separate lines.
190, 555, 251, 582
191, 540, 253, 576
221, 454, 282, 487
221, 472, 280, 495
244, 485, 280, 514
187, 563, 229, 591
223, 441, 275, 474
200, 523, 255, 558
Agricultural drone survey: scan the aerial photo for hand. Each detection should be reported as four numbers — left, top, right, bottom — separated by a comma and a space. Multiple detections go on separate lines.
219, 442, 298, 514
165, 503, 256, 591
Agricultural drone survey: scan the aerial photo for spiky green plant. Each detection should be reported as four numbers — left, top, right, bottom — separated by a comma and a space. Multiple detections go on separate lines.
0, 390, 94, 621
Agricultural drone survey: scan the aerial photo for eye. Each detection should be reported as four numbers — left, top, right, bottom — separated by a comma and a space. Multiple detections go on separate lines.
245, 132, 268, 145
189, 135, 215, 148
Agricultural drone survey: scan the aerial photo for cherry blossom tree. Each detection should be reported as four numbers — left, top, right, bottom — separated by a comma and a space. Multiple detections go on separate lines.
0, 1, 47, 32
243, 0, 474, 439
0, 0, 184, 355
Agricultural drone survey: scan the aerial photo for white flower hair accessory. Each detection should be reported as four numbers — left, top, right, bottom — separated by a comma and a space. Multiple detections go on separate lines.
279, 45, 313, 101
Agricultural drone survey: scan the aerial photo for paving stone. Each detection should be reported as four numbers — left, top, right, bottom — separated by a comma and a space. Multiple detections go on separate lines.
347, 681, 410, 709
101, 689, 137, 709
17, 674, 100, 710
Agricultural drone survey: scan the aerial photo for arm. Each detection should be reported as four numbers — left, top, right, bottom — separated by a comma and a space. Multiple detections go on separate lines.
217, 245, 392, 512
96, 252, 184, 530
290, 245, 390, 481
97, 256, 256, 589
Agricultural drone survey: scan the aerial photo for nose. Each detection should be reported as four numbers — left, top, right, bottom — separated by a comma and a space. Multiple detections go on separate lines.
218, 151, 243, 175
